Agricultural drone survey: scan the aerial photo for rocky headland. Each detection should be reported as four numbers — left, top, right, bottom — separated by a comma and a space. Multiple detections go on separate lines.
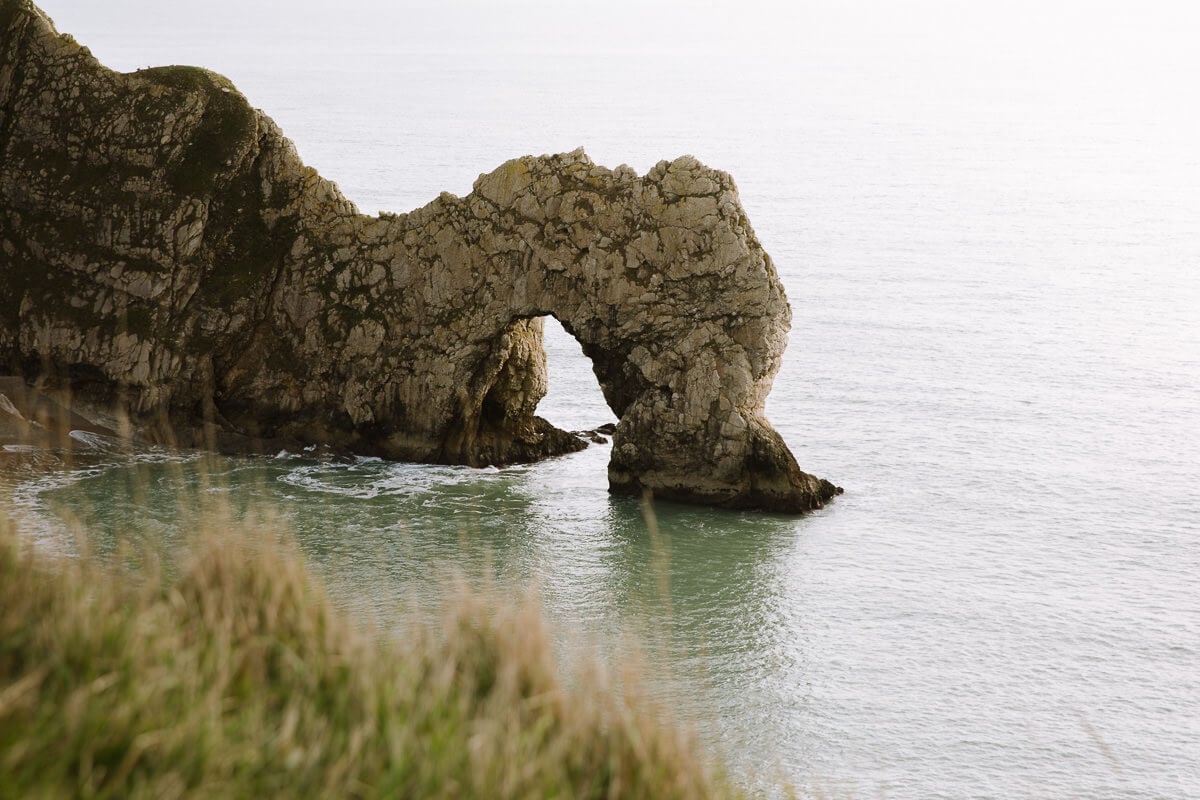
0, 0, 840, 512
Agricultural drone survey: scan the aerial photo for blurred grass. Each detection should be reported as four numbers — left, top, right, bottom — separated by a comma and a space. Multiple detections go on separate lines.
0, 504, 752, 800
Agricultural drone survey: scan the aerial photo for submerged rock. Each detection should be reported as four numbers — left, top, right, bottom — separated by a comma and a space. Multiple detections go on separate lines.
0, 0, 841, 512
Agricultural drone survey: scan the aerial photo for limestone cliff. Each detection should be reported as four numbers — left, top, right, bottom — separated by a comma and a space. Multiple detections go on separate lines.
0, 0, 841, 512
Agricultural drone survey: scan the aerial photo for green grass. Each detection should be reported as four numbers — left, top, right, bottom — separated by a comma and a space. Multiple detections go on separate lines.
0, 507, 750, 799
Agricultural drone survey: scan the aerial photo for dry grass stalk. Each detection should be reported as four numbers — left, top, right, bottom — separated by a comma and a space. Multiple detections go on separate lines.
0, 506, 750, 799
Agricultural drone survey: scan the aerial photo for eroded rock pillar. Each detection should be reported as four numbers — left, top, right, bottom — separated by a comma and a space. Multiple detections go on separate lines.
470, 152, 842, 511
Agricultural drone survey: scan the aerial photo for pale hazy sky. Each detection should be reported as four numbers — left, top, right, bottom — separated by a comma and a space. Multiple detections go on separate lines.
32, 0, 1200, 146
36, 0, 1200, 67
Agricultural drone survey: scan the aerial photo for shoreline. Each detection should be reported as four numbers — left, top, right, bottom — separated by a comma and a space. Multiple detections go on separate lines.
0, 376, 117, 452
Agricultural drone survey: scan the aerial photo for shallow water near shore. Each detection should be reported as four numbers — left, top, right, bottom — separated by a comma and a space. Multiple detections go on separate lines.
7, 3, 1200, 797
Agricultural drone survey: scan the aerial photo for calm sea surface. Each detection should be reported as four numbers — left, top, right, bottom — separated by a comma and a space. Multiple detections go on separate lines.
6, 3, 1200, 797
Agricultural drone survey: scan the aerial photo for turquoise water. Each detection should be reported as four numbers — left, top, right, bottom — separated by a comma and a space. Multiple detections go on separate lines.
8, 2, 1200, 796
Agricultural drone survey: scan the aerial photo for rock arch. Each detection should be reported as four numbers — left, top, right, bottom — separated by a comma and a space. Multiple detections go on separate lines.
0, 0, 840, 512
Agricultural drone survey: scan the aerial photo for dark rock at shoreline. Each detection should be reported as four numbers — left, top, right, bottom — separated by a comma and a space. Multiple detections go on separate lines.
574, 428, 609, 445
0, 375, 116, 448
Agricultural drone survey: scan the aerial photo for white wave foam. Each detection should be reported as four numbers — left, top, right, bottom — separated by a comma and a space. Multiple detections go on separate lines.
277, 460, 506, 500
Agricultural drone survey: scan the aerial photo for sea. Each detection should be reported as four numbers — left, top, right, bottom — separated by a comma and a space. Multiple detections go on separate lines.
5, 1, 1199, 797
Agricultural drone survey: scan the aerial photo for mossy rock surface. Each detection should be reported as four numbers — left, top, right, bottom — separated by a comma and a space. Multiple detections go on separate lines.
136, 65, 259, 196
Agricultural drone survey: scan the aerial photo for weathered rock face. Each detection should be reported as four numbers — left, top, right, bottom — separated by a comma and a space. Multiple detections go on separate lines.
0, 0, 841, 512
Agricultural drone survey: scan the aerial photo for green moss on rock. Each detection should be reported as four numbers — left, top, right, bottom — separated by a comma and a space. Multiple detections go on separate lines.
136, 65, 258, 197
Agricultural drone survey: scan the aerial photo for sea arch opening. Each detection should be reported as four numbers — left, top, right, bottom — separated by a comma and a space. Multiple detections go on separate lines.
534, 315, 617, 436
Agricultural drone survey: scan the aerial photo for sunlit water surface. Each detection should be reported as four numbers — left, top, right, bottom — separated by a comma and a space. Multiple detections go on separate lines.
5, 4, 1200, 797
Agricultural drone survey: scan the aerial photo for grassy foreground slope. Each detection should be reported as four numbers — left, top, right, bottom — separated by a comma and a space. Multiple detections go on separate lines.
0, 512, 746, 799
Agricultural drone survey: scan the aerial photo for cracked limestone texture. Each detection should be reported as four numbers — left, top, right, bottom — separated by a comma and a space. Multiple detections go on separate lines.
0, 0, 841, 512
